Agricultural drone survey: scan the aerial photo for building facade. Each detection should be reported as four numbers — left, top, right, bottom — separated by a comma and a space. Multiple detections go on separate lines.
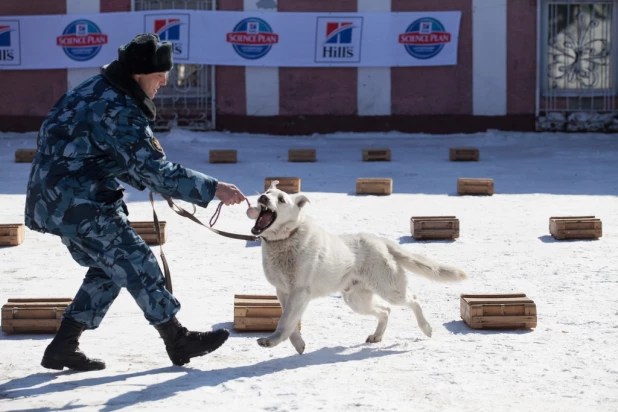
0, 0, 616, 134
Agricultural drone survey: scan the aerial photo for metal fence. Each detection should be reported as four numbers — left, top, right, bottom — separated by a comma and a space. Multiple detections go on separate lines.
538, 0, 618, 131
134, 0, 216, 131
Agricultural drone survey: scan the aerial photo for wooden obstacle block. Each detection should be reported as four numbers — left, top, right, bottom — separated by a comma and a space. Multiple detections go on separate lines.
356, 178, 393, 195
410, 216, 459, 240
288, 149, 316, 162
549, 216, 602, 240
209, 150, 237, 164
15, 148, 37, 163
264, 177, 301, 194
449, 148, 479, 161
2, 298, 73, 334
233, 294, 301, 332
129, 221, 167, 245
457, 178, 494, 195
0, 224, 25, 246
362, 148, 391, 162
460, 293, 537, 330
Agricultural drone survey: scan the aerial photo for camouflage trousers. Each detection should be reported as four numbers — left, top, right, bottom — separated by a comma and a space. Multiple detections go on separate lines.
60, 204, 180, 330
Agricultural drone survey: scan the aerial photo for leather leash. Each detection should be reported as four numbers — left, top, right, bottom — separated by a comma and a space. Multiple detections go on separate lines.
148, 191, 260, 293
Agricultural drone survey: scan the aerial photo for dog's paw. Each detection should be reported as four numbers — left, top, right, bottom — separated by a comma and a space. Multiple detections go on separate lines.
420, 323, 433, 338
257, 338, 272, 348
365, 334, 383, 343
291, 338, 305, 354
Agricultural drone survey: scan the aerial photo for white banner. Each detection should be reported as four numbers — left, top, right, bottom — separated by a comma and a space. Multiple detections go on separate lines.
0, 10, 461, 70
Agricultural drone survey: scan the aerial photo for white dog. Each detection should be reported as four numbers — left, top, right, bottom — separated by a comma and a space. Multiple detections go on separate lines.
247, 181, 469, 354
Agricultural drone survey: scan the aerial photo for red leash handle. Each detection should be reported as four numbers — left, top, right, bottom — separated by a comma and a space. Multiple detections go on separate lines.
209, 198, 252, 227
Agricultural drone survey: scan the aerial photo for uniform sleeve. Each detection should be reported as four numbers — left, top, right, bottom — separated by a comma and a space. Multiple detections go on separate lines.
96, 107, 218, 208
117, 172, 147, 191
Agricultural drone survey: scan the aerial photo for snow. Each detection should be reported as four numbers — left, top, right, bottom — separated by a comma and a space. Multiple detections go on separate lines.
1, 128, 617, 412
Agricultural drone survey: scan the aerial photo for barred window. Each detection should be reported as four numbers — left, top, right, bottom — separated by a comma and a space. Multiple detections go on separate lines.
543, 1, 615, 93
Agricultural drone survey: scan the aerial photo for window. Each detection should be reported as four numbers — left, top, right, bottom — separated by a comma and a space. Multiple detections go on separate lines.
543, 1, 616, 95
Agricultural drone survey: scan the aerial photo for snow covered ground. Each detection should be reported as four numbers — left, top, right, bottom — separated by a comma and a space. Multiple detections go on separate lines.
0, 129, 617, 412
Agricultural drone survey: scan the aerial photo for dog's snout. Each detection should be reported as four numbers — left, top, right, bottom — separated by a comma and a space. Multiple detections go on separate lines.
258, 194, 270, 205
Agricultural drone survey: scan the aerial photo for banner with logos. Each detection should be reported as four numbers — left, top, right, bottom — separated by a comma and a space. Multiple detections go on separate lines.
0, 10, 461, 70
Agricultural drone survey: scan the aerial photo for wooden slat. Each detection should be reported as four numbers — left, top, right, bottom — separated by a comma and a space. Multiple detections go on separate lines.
556, 229, 601, 235
471, 315, 537, 324
2, 298, 71, 333
234, 317, 280, 326
457, 178, 494, 195
0, 223, 24, 234
462, 297, 534, 305
549, 216, 595, 220
233, 317, 301, 331
234, 306, 283, 318
2, 308, 65, 320
362, 148, 391, 161
411, 216, 457, 220
129, 222, 167, 244
130, 221, 167, 230
2, 319, 61, 334
549, 216, 602, 240
0, 223, 25, 246
461, 293, 527, 299
15, 148, 37, 163
449, 148, 479, 161
234, 317, 280, 331
234, 298, 281, 307
3, 302, 71, 308
234, 294, 278, 300
209, 150, 237, 164
140, 233, 166, 245
264, 177, 301, 194
233, 294, 303, 332
411, 216, 459, 239
460, 293, 537, 329
288, 149, 316, 162
356, 178, 393, 195
7, 298, 72, 303
413, 230, 459, 240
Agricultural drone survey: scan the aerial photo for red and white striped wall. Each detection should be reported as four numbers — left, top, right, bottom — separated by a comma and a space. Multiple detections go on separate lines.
0, 0, 131, 131
216, 0, 537, 134
0, 0, 537, 134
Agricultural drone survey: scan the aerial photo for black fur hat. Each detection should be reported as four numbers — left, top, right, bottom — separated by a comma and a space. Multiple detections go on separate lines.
118, 33, 173, 75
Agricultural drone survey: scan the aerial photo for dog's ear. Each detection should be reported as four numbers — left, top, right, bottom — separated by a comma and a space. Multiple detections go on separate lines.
295, 194, 310, 209
268, 180, 279, 190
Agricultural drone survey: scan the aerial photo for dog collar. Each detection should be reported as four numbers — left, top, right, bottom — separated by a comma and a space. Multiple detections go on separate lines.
261, 227, 299, 243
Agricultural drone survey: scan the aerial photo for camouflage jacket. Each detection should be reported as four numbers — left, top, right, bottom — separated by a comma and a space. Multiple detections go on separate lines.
25, 60, 218, 237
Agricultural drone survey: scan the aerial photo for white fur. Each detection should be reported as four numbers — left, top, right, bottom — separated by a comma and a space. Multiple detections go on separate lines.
252, 186, 469, 354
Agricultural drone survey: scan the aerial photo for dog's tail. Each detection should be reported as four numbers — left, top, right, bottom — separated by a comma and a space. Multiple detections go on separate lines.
388, 243, 469, 283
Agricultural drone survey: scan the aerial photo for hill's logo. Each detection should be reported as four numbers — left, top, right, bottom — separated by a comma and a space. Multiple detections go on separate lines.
0, 21, 20, 65
314, 17, 363, 63
0, 26, 11, 47
56, 20, 108, 61
326, 22, 353, 44
399, 17, 451, 59
155, 18, 181, 40
146, 14, 190, 60
227, 18, 279, 60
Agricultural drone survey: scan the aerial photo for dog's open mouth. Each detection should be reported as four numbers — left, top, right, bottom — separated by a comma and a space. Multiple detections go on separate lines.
251, 207, 277, 235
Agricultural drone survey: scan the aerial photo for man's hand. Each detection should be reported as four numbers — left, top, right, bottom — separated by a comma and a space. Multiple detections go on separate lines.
215, 182, 246, 206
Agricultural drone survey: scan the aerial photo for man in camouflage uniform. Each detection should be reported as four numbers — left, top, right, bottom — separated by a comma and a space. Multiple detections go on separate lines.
25, 33, 246, 371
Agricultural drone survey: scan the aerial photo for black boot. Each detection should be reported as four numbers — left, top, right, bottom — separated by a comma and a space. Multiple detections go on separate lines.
41, 318, 106, 371
155, 317, 230, 366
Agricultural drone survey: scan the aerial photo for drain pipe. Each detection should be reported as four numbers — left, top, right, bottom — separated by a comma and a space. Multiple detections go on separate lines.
211, 0, 217, 130
535, 0, 541, 129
